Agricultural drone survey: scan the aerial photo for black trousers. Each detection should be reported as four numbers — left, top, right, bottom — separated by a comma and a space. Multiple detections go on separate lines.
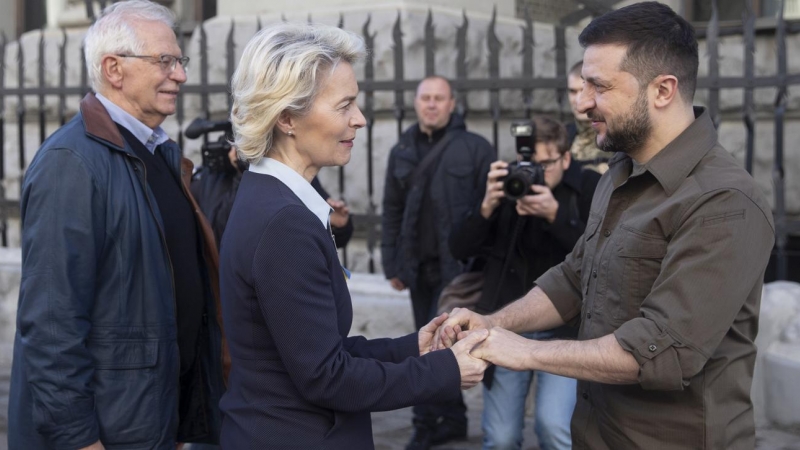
409, 260, 467, 428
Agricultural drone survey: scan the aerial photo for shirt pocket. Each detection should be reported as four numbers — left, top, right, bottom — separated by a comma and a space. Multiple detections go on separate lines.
392, 155, 416, 188
615, 225, 668, 322
445, 164, 475, 207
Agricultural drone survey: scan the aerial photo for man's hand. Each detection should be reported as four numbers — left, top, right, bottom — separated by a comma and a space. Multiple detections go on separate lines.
79, 441, 105, 450
327, 198, 350, 228
419, 312, 448, 356
470, 327, 533, 371
480, 160, 509, 219
389, 277, 406, 291
450, 329, 491, 389
433, 307, 493, 350
516, 184, 559, 223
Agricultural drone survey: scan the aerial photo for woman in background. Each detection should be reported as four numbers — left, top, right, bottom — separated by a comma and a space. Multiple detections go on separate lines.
219, 23, 489, 449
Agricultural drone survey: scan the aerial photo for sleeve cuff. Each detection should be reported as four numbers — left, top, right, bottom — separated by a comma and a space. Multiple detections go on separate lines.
41, 410, 100, 450
398, 332, 422, 358
614, 317, 685, 391
419, 348, 462, 402
535, 267, 582, 322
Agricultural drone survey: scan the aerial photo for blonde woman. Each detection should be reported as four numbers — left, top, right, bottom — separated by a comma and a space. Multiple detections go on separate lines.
219, 23, 489, 449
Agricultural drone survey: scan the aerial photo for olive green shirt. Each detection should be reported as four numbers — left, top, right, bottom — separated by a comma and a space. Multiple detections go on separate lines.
537, 108, 775, 449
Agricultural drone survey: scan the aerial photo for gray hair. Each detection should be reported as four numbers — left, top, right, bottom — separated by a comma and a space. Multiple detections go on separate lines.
84, 0, 176, 92
230, 23, 366, 164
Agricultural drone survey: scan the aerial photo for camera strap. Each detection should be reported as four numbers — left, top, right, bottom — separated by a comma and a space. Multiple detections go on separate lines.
408, 131, 458, 189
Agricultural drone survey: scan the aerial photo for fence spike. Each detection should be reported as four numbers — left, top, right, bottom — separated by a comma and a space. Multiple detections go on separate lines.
392, 10, 405, 135
522, 3, 534, 116
455, 10, 469, 116
707, 0, 720, 127
425, 9, 435, 77
487, 5, 501, 149
85, 0, 95, 23
743, 0, 755, 175
227, 19, 236, 113
773, 0, 789, 280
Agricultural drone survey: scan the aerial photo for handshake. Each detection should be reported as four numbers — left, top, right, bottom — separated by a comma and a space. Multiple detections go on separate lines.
418, 308, 530, 390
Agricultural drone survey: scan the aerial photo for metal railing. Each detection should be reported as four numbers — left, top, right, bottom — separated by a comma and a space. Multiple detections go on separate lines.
0, 0, 798, 278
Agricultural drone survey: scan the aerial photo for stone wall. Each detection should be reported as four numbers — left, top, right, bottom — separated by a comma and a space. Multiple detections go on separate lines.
2, 5, 800, 248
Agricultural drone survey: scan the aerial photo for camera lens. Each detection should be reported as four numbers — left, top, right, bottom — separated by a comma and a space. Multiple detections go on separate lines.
503, 172, 531, 201
507, 179, 525, 197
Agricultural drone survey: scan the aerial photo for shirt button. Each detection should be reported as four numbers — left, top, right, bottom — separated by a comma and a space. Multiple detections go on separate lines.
649, 344, 658, 352
586, 312, 592, 319
582, 393, 589, 400
592, 270, 597, 278
603, 229, 611, 237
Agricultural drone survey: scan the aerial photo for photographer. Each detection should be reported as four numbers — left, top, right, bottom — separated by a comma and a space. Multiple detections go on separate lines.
188, 118, 352, 247
449, 116, 600, 450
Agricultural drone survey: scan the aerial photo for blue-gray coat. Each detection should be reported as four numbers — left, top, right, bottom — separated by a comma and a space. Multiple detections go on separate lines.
9, 93, 227, 449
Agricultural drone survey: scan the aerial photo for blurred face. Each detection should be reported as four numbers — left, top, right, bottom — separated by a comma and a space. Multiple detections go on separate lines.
115, 20, 187, 128
568, 73, 588, 122
414, 77, 455, 135
291, 62, 366, 169
577, 44, 652, 155
533, 141, 570, 189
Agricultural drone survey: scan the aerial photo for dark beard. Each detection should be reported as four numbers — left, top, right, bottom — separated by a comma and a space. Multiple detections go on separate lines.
593, 89, 652, 155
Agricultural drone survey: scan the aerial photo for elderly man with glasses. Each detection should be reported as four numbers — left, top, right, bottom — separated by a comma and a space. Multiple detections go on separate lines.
449, 115, 601, 450
8, 1, 227, 449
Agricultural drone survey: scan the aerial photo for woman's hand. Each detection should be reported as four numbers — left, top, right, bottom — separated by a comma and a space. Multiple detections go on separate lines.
418, 313, 448, 356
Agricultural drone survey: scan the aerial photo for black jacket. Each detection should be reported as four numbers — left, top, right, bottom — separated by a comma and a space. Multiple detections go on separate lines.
219, 172, 461, 448
382, 114, 495, 288
450, 160, 601, 316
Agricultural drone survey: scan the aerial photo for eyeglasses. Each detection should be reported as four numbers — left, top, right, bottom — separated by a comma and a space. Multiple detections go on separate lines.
116, 54, 190, 73
538, 154, 565, 170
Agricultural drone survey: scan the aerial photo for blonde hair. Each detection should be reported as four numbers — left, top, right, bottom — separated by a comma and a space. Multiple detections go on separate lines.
84, 0, 176, 92
230, 23, 366, 164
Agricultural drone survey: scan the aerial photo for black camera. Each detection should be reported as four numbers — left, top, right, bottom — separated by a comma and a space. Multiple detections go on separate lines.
502, 120, 545, 201
185, 118, 235, 174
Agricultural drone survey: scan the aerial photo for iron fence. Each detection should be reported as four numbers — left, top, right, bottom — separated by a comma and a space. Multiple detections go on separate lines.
0, 0, 799, 279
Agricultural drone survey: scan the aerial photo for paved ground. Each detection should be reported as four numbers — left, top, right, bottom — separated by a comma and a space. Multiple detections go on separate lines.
1, 360, 799, 450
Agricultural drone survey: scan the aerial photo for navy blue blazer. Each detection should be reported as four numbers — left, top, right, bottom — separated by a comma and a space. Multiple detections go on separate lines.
218, 171, 462, 449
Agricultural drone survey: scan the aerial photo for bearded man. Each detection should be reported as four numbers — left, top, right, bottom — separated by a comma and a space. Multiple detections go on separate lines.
435, 2, 775, 449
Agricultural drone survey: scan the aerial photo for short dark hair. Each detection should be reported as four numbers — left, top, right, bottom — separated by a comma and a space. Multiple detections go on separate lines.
568, 60, 583, 77
533, 116, 569, 155
578, 1, 698, 103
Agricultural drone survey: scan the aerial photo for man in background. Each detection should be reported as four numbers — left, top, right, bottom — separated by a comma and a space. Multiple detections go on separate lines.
450, 116, 600, 450
567, 61, 608, 173
382, 75, 495, 450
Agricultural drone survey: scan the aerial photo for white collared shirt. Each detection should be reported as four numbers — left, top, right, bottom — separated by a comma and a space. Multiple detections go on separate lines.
249, 158, 331, 229
95, 93, 169, 154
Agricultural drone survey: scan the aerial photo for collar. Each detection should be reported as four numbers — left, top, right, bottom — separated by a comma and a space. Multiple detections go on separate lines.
95, 92, 169, 154
248, 158, 331, 229
645, 107, 717, 196
606, 107, 716, 196
415, 118, 450, 144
